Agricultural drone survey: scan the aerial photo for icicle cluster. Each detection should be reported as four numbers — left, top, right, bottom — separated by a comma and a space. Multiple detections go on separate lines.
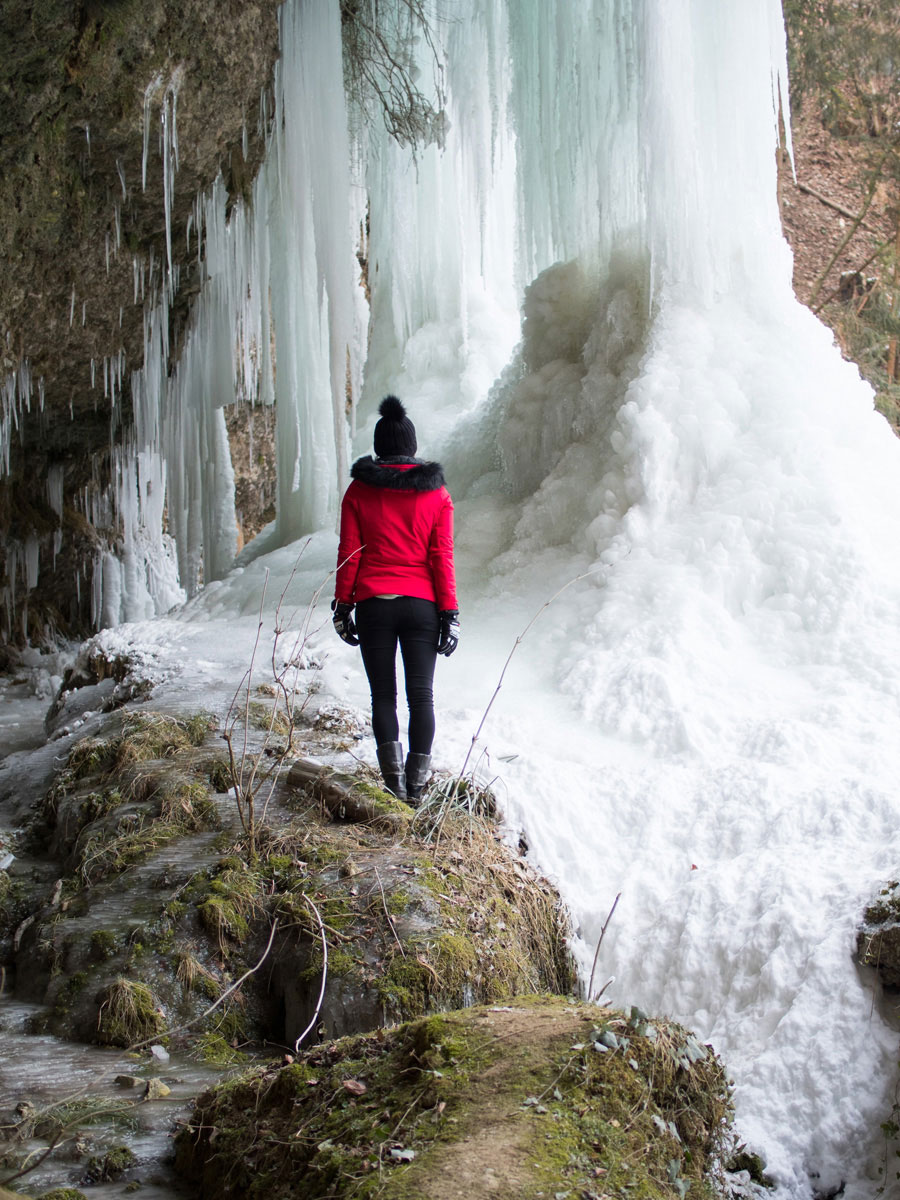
92, 0, 362, 623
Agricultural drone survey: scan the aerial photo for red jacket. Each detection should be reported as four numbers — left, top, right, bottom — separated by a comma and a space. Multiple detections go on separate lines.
335, 456, 457, 610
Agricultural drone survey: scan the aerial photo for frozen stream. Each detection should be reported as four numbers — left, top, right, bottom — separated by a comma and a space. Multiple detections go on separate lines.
0, 994, 214, 1198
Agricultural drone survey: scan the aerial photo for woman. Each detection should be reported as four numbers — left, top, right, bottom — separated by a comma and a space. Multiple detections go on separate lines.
331, 396, 459, 801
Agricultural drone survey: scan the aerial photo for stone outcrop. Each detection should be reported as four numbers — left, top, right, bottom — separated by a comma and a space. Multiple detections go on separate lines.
175, 999, 734, 1200
1, 685, 576, 1053
857, 879, 900, 990
0, 0, 280, 642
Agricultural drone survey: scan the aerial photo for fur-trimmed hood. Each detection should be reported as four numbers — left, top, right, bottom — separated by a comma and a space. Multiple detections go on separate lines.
351, 455, 446, 492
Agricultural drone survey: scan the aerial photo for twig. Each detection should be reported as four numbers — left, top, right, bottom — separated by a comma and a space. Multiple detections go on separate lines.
374, 866, 406, 957
593, 976, 614, 1001
809, 143, 895, 310
588, 892, 621, 1000
294, 895, 328, 1053
128, 917, 281, 1054
796, 180, 882, 230
810, 236, 892, 309
1, 1124, 83, 1187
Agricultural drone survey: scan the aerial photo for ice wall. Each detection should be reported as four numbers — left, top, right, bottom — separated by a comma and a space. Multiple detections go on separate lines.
16, 0, 363, 629
359, 1, 520, 454
379, 3, 900, 1198
347, 1, 900, 1197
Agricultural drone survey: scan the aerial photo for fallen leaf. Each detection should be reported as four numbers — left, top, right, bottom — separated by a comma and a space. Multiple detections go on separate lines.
343, 1079, 367, 1096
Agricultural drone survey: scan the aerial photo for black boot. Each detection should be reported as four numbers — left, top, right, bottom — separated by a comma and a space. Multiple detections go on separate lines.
376, 741, 407, 800
405, 753, 432, 802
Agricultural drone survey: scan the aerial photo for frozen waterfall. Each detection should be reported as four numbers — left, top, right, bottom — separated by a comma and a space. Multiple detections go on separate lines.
52, 0, 900, 1196
357, 0, 900, 1196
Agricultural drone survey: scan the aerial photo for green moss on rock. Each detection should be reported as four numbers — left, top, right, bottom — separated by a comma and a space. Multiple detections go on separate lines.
175, 999, 733, 1200
85, 1143, 137, 1181
96, 977, 165, 1046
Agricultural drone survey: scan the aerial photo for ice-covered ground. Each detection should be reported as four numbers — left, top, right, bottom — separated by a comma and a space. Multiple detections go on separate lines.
54, 266, 900, 1194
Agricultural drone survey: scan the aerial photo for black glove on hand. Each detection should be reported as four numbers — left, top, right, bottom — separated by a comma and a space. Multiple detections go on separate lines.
436, 610, 459, 657
331, 599, 359, 646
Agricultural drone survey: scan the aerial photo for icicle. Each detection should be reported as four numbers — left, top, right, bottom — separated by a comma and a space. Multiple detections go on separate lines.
142, 72, 163, 191
105, 232, 110, 275
6, 544, 17, 616
84, 123, 90, 155
84, 0, 361, 619
24, 534, 39, 592
69, 286, 76, 327
81, 301, 86, 326
114, 201, 121, 251
258, 85, 268, 139
18, 361, 31, 414
116, 158, 127, 200
47, 464, 64, 518
161, 69, 184, 299
90, 358, 96, 389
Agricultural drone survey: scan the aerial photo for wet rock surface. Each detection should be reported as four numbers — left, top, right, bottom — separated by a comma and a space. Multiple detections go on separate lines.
0, 0, 280, 642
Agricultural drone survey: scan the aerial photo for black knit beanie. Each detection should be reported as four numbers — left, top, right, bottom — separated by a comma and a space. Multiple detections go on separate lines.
373, 395, 417, 458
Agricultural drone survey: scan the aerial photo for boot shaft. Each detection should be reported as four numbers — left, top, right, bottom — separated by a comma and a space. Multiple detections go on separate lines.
376, 741, 407, 800
405, 752, 432, 800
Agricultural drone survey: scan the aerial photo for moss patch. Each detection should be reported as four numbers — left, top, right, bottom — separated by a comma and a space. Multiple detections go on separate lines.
84, 1143, 137, 1182
96, 978, 165, 1047
65, 712, 212, 783
175, 999, 733, 1200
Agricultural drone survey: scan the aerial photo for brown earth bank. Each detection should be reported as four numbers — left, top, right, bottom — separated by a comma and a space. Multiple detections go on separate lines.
174, 998, 736, 1200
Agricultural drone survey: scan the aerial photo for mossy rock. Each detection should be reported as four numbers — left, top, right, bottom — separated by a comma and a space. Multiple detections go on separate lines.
260, 809, 576, 1044
857, 879, 900, 988
175, 998, 733, 1200
12, 717, 575, 1062
84, 1143, 137, 1181
95, 978, 166, 1046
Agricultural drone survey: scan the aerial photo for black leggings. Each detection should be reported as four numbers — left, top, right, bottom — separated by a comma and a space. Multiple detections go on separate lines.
355, 597, 440, 753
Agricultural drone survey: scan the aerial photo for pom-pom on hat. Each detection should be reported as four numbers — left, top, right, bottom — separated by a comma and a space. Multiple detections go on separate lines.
373, 395, 417, 458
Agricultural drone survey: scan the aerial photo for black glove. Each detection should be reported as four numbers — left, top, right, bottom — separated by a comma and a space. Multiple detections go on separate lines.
436, 610, 459, 657
331, 599, 359, 646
